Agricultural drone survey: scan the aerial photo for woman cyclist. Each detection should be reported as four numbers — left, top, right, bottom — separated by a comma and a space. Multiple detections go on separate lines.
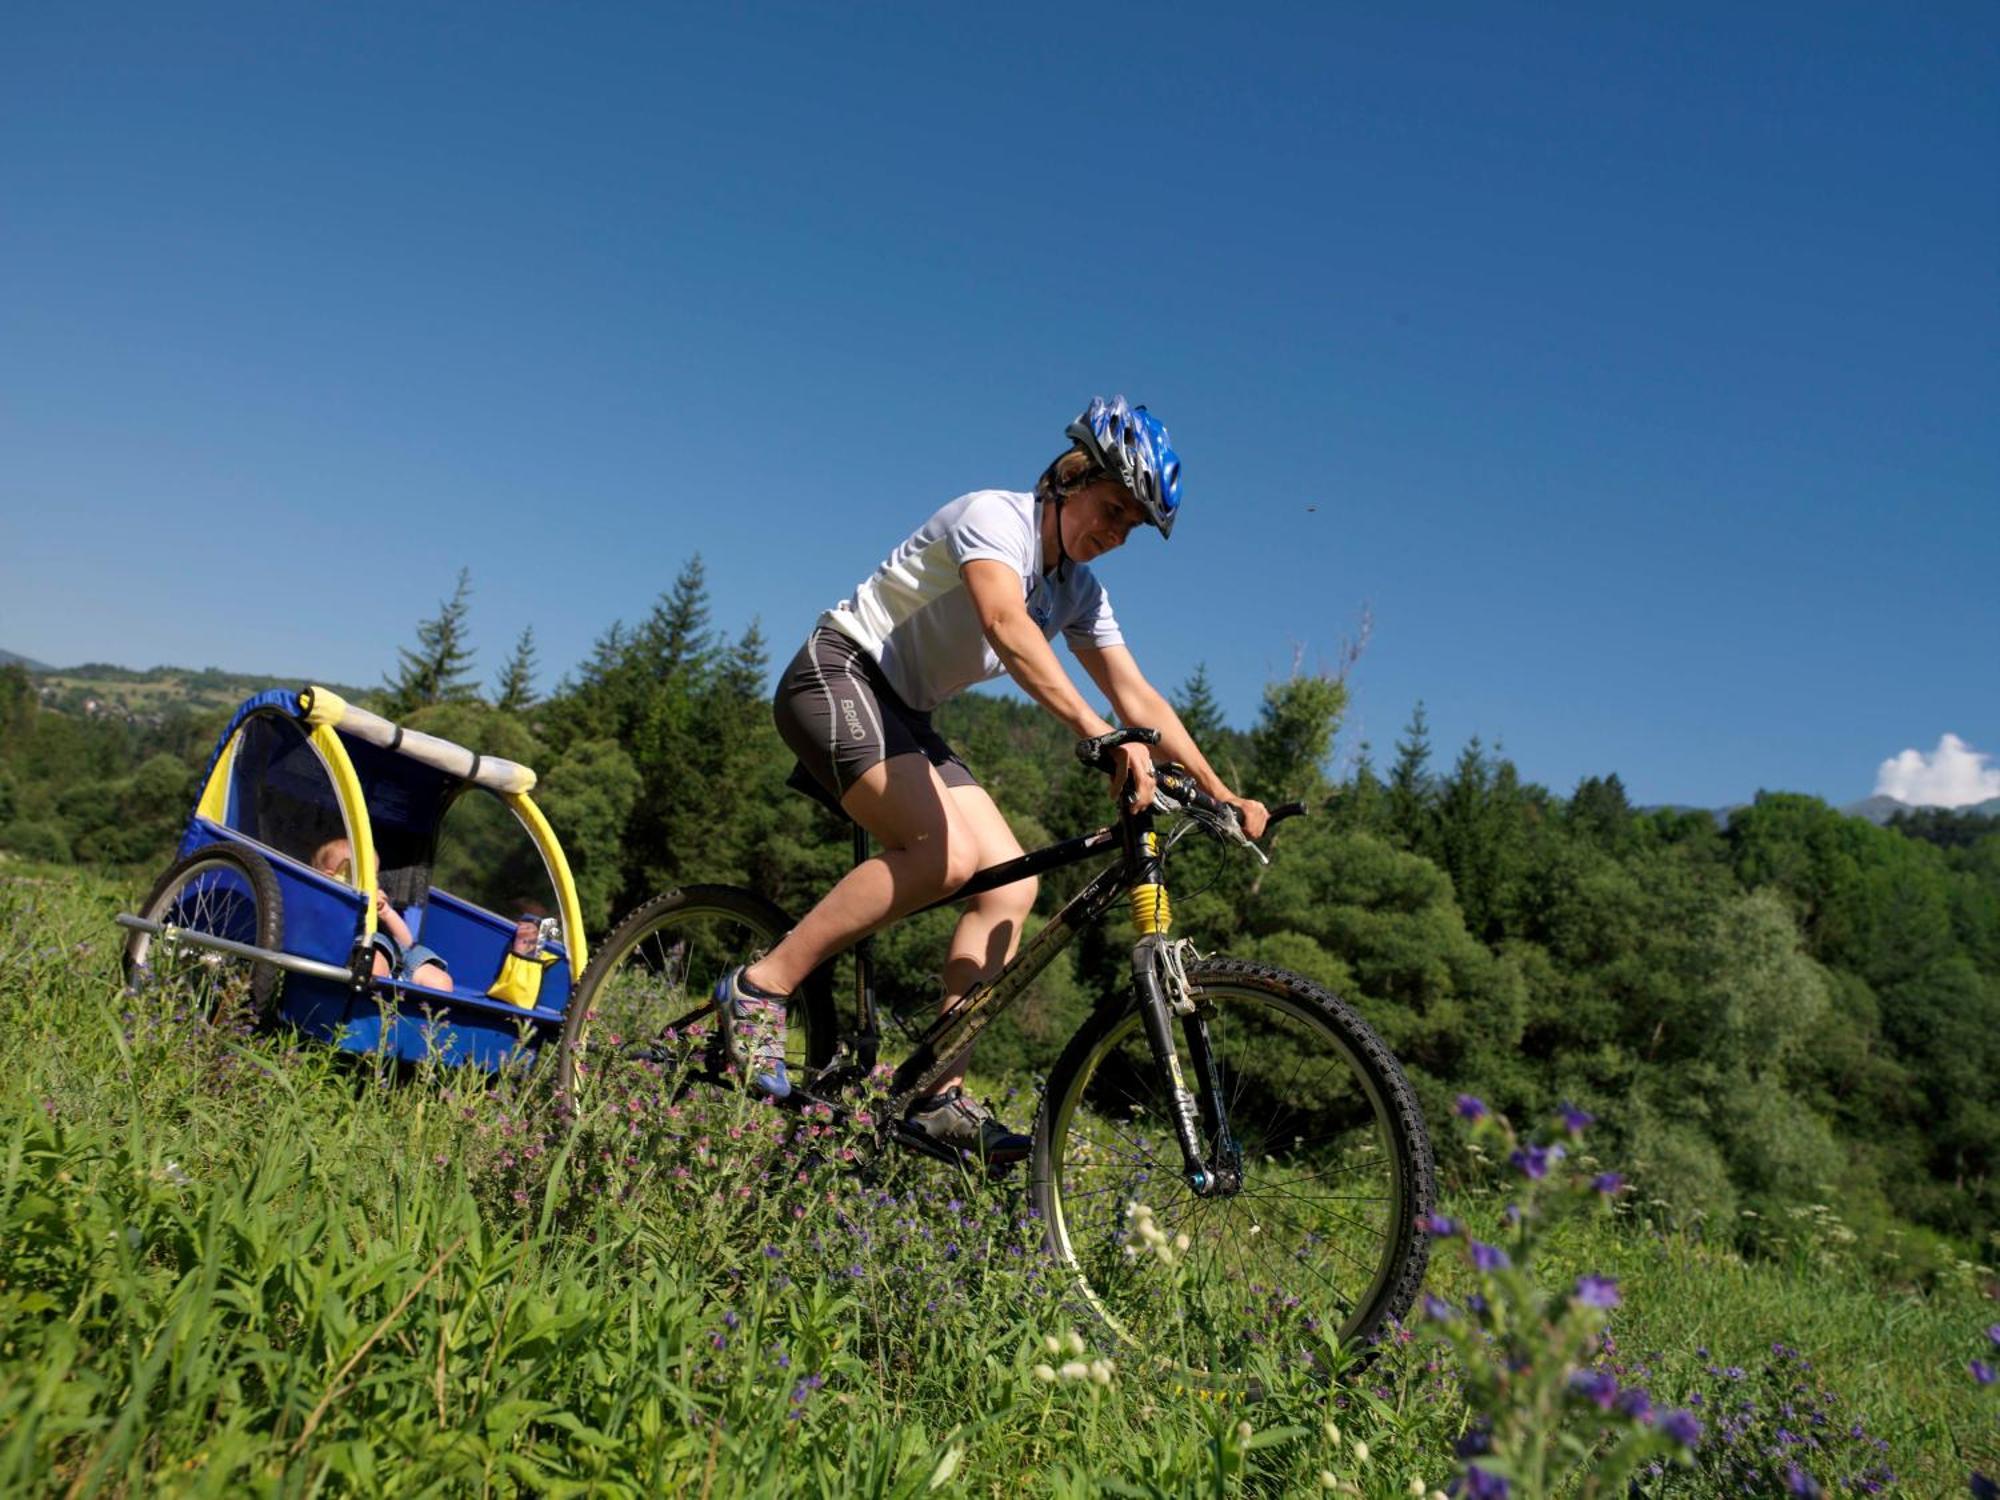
719, 396, 1269, 1162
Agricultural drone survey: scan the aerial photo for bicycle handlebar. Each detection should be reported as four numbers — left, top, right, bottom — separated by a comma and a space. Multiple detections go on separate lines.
1074, 726, 1161, 766
1076, 727, 1310, 848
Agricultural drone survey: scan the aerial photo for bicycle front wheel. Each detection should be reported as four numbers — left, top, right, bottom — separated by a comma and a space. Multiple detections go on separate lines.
555, 885, 836, 1099
1032, 957, 1433, 1388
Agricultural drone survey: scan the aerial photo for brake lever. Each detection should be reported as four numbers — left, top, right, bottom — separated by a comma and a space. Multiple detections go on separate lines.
1155, 788, 1269, 865
1217, 808, 1270, 865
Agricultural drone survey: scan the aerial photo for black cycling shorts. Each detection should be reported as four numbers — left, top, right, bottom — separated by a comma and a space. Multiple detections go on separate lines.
773, 624, 978, 807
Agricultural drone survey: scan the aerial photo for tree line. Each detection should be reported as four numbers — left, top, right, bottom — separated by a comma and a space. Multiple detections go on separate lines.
2, 560, 1995, 1264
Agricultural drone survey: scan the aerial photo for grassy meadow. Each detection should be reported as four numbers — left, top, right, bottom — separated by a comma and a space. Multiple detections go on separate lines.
1, 862, 1993, 1496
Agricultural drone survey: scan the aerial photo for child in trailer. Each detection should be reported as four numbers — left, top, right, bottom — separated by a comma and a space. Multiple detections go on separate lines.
311, 837, 453, 990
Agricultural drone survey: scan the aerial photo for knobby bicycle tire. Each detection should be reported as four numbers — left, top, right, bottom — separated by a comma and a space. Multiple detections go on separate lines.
555, 884, 836, 1098
1031, 957, 1434, 1390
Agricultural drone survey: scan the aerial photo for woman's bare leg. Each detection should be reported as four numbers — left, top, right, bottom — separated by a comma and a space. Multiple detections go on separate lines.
933, 784, 1035, 1092
743, 754, 981, 997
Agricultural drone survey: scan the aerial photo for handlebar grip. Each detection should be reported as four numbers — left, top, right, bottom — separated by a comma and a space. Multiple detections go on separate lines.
1270, 801, 1309, 826
1075, 726, 1161, 768
1154, 762, 1218, 813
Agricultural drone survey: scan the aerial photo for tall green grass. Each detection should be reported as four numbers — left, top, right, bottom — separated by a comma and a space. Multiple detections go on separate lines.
0, 862, 1991, 1495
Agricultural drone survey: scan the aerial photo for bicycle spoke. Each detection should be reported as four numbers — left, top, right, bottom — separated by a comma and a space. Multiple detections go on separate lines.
1042, 966, 1428, 1385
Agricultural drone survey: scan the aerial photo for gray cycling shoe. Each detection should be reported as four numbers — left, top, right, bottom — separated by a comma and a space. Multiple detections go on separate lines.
902, 1086, 1031, 1166
714, 967, 792, 1099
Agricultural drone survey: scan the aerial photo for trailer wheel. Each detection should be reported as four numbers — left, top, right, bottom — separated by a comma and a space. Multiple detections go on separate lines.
124, 844, 285, 1028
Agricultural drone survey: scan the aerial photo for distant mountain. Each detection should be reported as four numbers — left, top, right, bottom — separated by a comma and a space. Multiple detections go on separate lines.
1843, 795, 1912, 825
0, 648, 53, 672
1843, 794, 2000, 825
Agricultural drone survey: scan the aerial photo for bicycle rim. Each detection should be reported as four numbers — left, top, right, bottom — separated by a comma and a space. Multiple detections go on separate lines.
126, 848, 282, 1027
1037, 965, 1426, 1387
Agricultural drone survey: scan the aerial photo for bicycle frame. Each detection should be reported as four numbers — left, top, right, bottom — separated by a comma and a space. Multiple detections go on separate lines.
831, 797, 1242, 1194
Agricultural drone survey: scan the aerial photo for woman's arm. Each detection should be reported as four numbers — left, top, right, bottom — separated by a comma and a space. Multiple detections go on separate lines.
1072, 642, 1269, 839
961, 560, 1155, 809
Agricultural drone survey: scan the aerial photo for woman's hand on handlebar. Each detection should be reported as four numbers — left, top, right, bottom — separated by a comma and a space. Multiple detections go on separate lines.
1225, 795, 1270, 841
1111, 742, 1157, 812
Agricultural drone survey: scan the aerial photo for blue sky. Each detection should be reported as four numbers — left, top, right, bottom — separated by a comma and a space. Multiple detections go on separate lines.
2, 3, 1993, 809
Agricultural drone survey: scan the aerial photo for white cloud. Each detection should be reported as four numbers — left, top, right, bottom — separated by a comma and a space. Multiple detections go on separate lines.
1873, 733, 2000, 808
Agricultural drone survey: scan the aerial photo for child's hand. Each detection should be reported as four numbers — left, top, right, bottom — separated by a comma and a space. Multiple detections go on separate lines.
374, 888, 392, 918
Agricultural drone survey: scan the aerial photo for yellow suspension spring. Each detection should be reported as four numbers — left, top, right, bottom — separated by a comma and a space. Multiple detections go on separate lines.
1130, 882, 1173, 936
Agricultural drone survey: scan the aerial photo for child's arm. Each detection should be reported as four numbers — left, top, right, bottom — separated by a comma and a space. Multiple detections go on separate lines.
374, 889, 415, 948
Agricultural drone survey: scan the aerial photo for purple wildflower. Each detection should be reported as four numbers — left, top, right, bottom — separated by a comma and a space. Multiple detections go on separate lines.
1469, 1240, 1511, 1272
1422, 1294, 1454, 1322
1417, 1213, 1460, 1237
1615, 1386, 1654, 1424
1572, 1274, 1621, 1309
1454, 1094, 1488, 1121
1971, 1473, 1997, 1500
1509, 1142, 1565, 1179
1568, 1369, 1619, 1411
1987, 1324, 1999, 1346
1460, 1462, 1510, 1499
1784, 1464, 1822, 1498
1593, 1172, 1626, 1194
1660, 1409, 1703, 1447
1559, 1102, 1595, 1133
1974, 1359, 1996, 1386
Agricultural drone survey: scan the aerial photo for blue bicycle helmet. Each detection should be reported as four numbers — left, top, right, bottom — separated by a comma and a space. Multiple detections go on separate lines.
1065, 396, 1182, 539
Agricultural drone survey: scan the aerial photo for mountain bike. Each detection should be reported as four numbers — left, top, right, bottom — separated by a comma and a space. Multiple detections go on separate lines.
557, 728, 1435, 1385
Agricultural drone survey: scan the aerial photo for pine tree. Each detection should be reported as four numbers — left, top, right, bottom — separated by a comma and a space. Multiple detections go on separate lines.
689, 619, 777, 887
1387, 701, 1436, 852
1339, 742, 1388, 833
1569, 773, 1635, 851
1439, 736, 1516, 940
382, 567, 477, 718
1174, 663, 1226, 744
493, 626, 540, 713
637, 556, 714, 682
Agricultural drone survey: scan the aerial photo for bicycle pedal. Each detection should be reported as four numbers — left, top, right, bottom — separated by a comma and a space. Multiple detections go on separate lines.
887, 1119, 1023, 1177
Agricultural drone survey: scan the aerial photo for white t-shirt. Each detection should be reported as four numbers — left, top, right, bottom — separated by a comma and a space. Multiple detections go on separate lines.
821, 489, 1124, 711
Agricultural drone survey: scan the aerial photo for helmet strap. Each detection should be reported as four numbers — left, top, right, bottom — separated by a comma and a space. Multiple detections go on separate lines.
1038, 455, 1108, 584
1047, 490, 1074, 583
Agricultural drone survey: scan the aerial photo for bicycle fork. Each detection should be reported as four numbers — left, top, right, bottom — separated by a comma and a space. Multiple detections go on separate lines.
1125, 823, 1241, 1198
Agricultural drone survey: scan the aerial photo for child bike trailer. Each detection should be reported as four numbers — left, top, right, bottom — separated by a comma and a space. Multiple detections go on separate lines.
117, 685, 591, 1070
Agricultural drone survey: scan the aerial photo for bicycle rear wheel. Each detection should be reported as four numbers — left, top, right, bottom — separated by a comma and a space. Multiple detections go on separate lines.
1032, 957, 1433, 1389
555, 885, 835, 1098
